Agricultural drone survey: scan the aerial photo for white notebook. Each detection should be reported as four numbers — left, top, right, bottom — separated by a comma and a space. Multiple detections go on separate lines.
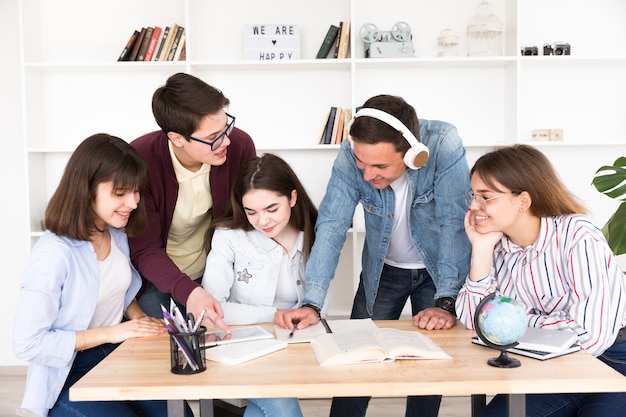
204, 325, 274, 347
472, 327, 581, 360
204, 339, 288, 365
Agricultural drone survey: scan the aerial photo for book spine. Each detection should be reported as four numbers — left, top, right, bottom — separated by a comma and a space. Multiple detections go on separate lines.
128, 27, 146, 61
158, 23, 178, 62
154, 26, 170, 62
173, 34, 186, 61
337, 21, 351, 59
136, 27, 153, 61
332, 22, 342, 58
316, 25, 340, 59
143, 26, 162, 61
323, 107, 338, 144
330, 107, 343, 145
117, 29, 139, 61
167, 26, 185, 61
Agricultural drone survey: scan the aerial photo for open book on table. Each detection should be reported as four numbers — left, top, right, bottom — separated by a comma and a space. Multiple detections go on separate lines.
274, 318, 378, 343
311, 325, 452, 366
472, 327, 581, 360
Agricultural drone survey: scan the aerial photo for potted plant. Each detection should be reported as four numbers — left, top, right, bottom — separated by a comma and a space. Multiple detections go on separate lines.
592, 156, 626, 256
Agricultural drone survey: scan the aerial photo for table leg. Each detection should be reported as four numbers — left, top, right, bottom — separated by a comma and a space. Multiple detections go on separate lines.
471, 394, 487, 417
199, 399, 215, 417
167, 400, 186, 417
507, 394, 526, 417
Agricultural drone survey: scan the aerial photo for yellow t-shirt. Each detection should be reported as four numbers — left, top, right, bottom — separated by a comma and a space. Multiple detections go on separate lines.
166, 142, 213, 280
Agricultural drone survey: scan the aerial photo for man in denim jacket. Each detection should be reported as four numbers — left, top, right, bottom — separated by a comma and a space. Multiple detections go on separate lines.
277, 95, 470, 417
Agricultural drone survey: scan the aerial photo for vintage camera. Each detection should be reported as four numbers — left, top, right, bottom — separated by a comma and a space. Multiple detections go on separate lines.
544, 42, 571, 56
520, 46, 538, 56
359, 22, 415, 58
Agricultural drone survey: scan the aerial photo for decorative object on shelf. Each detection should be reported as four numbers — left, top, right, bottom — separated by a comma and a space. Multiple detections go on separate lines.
592, 156, 626, 256
543, 42, 571, 56
531, 129, 563, 142
466, 1, 503, 57
474, 293, 528, 368
520, 46, 538, 56
437, 28, 460, 57
359, 21, 414, 58
244, 24, 300, 61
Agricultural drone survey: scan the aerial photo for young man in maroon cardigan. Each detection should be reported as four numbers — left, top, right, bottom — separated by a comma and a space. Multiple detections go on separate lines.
130, 73, 256, 331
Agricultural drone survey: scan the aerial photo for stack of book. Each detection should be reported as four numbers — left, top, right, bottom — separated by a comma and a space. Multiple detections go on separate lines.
319, 106, 352, 145
315, 21, 351, 59
118, 24, 186, 62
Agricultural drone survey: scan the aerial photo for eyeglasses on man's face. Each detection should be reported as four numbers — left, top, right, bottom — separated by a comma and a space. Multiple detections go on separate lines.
183, 113, 236, 150
464, 189, 509, 210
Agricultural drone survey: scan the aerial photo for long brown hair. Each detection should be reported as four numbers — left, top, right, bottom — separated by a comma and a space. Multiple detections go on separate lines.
45, 133, 149, 240
205, 154, 318, 259
471, 144, 587, 216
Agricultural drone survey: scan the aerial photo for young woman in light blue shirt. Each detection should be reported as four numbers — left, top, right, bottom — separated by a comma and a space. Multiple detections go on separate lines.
13, 134, 191, 417
202, 153, 317, 417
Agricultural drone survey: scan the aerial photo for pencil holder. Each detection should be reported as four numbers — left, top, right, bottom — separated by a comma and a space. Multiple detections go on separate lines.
169, 325, 207, 374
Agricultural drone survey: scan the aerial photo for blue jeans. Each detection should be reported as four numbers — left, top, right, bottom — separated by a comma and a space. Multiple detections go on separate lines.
330, 265, 441, 417
244, 398, 303, 417
49, 343, 193, 417
479, 339, 626, 417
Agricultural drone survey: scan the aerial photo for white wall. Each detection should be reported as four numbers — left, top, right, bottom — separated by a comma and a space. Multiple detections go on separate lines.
2, 0, 30, 366
2, 0, 624, 367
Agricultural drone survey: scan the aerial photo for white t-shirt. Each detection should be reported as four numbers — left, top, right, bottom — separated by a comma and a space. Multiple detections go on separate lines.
385, 172, 425, 269
89, 237, 131, 328
166, 141, 213, 280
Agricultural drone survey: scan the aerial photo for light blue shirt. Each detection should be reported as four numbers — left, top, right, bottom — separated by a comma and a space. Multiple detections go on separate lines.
203, 228, 305, 324
304, 119, 471, 314
13, 227, 141, 416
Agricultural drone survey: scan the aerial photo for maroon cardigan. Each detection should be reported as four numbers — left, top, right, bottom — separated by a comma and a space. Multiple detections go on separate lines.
129, 128, 256, 304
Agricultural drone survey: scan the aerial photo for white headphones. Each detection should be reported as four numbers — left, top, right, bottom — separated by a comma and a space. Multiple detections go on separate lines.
350, 108, 429, 169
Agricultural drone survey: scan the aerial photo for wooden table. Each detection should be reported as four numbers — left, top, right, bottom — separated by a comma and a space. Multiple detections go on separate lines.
70, 321, 626, 417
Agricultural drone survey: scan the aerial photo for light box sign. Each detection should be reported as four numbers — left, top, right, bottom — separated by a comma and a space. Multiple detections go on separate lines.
244, 24, 300, 61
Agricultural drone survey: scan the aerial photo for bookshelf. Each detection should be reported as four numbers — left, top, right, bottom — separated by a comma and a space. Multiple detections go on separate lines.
18, 0, 626, 316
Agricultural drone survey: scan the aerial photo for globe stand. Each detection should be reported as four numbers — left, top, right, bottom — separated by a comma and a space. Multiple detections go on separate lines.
485, 342, 521, 368
474, 293, 524, 369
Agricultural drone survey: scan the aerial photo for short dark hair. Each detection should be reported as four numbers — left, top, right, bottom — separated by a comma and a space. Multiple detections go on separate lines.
152, 72, 230, 135
471, 144, 587, 217
45, 133, 149, 239
206, 154, 318, 259
349, 94, 419, 155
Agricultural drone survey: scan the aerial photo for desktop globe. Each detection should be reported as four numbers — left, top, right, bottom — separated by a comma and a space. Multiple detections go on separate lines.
474, 293, 528, 368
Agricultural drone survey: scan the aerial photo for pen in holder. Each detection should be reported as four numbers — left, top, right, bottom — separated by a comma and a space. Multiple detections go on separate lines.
169, 325, 207, 374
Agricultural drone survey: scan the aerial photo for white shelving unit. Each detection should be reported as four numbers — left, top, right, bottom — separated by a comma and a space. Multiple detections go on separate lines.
19, 0, 626, 316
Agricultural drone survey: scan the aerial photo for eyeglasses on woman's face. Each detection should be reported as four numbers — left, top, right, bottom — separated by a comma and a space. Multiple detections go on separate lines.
182, 113, 236, 150
464, 189, 510, 211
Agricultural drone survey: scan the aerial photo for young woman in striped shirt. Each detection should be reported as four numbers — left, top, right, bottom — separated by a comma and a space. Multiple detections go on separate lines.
457, 144, 626, 417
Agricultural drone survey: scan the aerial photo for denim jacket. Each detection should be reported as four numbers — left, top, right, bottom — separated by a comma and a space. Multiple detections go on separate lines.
304, 119, 471, 315
202, 228, 305, 324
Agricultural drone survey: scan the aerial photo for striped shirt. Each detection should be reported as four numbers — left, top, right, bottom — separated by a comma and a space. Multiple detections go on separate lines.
456, 215, 626, 356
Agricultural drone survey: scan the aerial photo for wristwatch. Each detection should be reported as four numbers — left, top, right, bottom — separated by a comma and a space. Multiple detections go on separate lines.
434, 297, 456, 316
301, 303, 321, 317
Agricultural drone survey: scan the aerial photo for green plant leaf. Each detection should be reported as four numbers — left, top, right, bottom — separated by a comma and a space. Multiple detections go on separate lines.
593, 157, 626, 255
603, 202, 626, 256
592, 157, 626, 201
